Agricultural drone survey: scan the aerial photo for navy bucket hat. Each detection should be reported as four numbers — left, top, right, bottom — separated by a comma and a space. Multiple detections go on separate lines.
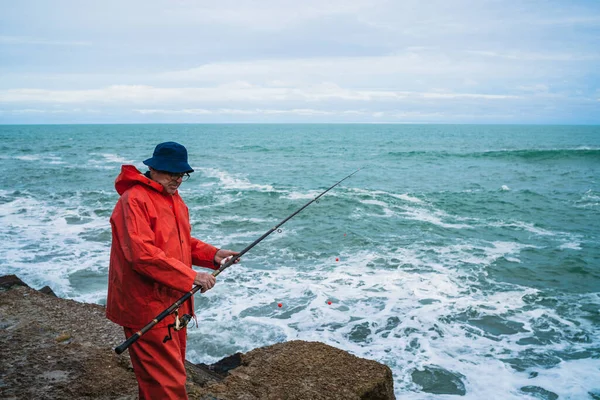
143, 142, 194, 173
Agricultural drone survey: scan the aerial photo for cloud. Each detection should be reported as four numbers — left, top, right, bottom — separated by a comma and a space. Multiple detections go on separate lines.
0, 0, 598, 123
533, 16, 600, 26
0, 35, 92, 46
517, 84, 549, 93
0, 108, 100, 114
135, 108, 338, 116
466, 50, 600, 62
127, 107, 518, 122
167, 0, 378, 31
0, 84, 521, 106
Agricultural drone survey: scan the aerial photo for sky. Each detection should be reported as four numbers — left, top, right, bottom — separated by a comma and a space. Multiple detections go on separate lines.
0, 0, 599, 124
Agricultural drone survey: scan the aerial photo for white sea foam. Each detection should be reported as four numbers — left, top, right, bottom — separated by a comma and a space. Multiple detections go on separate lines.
96, 153, 134, 164
197, 168, 275, 192
185, 236, 600, 399
15, 155, 41, 161
359, 199, 395, 217
0, 192, 110, 298
207, 215, 271, 225
281, 190, 324, 200
84, 162, 114, 170
558, 241, 582, 250
489, 220, 557, 236
395, 194, 423, 204
14, 154, 66, 164
575, 190, 600, 208
400, 206, 473, 229
514, 358, 600, 399
81, 153, 135, 171
350, 187, 424, 204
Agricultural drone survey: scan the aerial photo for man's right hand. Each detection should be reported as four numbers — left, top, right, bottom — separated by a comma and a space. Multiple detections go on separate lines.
194, 272, 216, 293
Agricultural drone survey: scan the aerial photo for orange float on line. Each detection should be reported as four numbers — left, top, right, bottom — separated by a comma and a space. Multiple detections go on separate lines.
278, 303, 282, 308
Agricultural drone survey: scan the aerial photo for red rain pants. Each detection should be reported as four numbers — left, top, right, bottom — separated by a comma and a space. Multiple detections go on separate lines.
124, 326, 188, 400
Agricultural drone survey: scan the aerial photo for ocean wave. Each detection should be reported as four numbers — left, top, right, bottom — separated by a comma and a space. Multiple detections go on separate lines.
474, 148, 600, 161
350, 187, 424, 204
235, 145, 272, 152
197, 168, 275, 192
488, 221, 557, 236
10, 154, 66, 164
399, 206, 474, 229
15, 155, 42, 161
387, 148, 600, 162
88, 153, 135, 164
0, 192, 111, 298
187, 242, 600, 399
574, 190, 600, 209
280, 189, 326, 200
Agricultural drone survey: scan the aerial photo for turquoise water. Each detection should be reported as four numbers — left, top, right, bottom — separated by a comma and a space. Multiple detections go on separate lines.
1, 124, 599, 398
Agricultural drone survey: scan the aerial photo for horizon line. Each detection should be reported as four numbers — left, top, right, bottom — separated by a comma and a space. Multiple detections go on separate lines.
1, 122, 599, 126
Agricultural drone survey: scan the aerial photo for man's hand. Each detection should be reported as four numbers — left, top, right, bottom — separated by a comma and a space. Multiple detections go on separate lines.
194, 272, 216, 293
214, 249, 240, 266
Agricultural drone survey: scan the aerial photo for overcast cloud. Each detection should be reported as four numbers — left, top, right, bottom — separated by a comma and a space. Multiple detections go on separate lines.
0, 0, 598, 123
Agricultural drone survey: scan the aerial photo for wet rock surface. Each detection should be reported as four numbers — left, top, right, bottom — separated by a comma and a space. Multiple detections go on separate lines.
520, 385, 559, 400
192, 341, 395, 400
410, 365, 466, 396
0, 275, 395, 399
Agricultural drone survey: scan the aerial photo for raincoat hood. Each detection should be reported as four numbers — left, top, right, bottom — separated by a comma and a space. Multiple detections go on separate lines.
115, 165, 164, 195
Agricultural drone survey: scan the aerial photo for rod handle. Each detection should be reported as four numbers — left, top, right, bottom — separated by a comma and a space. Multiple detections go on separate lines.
115, 331, 140, 355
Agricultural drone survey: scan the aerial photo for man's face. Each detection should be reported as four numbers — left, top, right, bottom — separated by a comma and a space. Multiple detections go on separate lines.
151, 170, 188, 195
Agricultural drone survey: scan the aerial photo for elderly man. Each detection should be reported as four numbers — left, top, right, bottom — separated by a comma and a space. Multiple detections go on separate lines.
106, 142, 238, 399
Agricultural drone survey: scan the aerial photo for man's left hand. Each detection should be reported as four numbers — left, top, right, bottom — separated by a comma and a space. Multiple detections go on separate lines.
214, 249, 240, 266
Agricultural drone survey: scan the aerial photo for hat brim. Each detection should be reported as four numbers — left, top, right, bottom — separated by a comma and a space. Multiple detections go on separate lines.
143, 157, 194, 173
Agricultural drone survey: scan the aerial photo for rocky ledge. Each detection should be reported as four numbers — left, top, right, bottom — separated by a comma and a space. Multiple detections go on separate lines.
0, 275, 395, 399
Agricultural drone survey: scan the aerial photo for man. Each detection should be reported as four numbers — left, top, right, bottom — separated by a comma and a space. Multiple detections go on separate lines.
106, 141, 238, 399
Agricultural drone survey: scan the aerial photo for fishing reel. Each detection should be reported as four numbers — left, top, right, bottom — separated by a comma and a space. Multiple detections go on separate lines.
163, 310, 192, 343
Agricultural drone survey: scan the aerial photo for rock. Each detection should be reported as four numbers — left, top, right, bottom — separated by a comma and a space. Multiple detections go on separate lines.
411, 365, 466, 396
0, 275, 57, 297
185, 360, 225, 388
193, 340, 395, 400
40, 285, 58, 297
0, 274, 29, 290
520, 386, 558, 400
195, 353, 243, 377
0, 282, 138, 399
0, 275, 395, 399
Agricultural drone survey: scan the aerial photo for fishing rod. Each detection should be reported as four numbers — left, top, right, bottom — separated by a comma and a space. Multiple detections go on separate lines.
115, 168, 361, 355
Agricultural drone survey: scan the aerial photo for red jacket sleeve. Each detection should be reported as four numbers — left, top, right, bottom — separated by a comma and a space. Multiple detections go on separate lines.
191, 237, 219, 270
117, 194, 196, 292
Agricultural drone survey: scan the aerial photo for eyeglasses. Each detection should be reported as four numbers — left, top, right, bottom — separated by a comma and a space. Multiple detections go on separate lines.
156, 170, 191, 182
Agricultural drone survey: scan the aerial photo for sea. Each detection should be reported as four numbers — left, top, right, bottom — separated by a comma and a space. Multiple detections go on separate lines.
0, 124, 598, 399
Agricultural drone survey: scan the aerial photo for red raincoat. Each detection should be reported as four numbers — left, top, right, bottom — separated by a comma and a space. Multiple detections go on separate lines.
106, 165, 219, 329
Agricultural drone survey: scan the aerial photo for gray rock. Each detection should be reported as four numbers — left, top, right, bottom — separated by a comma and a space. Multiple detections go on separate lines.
1, 275, 395, 399
191, 340, 395, 399
39, 285, 58, 297
411, 365, 466, 396
520, 385, 558, 400
0, 274, 29, 290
